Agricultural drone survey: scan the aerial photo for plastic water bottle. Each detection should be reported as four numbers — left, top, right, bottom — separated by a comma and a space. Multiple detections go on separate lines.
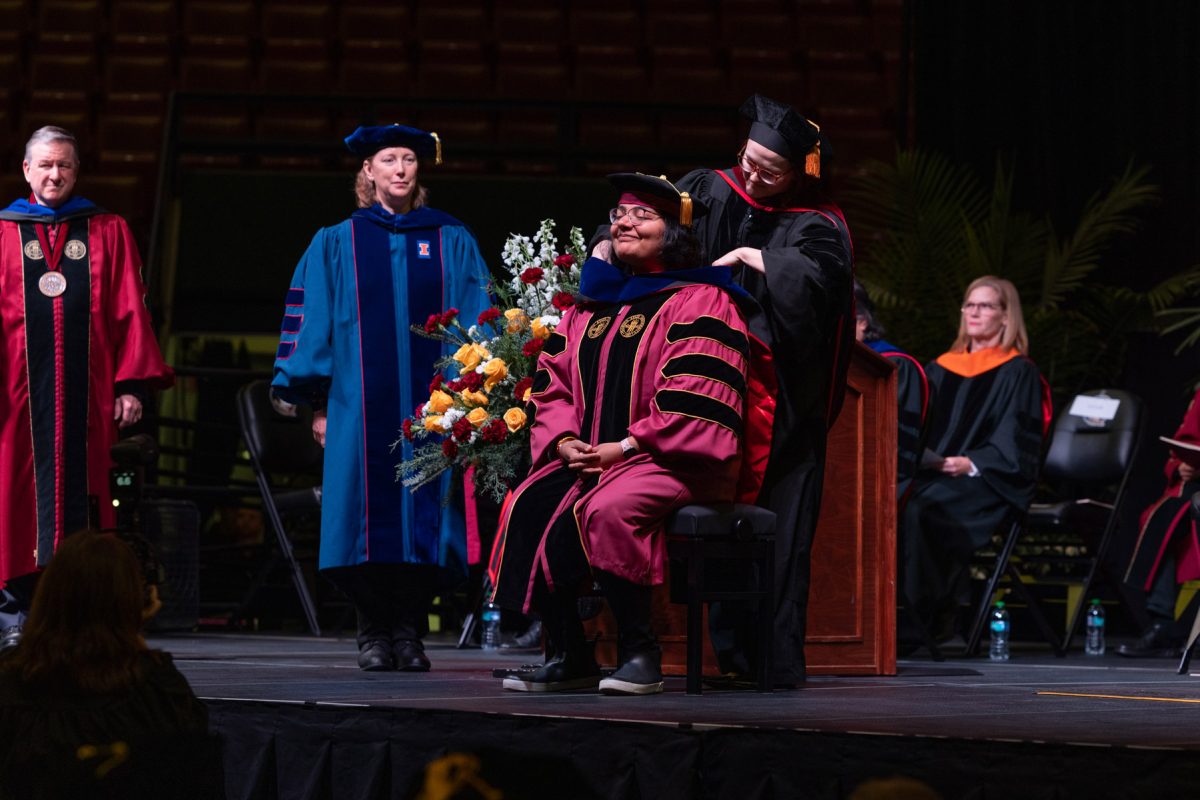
1085, 598, 1106, 656
480, 601, 501, 650
989, 600, 1010, 661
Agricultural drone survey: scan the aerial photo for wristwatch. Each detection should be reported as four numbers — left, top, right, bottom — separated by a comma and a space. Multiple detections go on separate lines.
619, 437, 637, 458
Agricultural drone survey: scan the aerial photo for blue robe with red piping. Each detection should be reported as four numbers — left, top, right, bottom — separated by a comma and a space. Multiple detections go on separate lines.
272, 204, 491, 573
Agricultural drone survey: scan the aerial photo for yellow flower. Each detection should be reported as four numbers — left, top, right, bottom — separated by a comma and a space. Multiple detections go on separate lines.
521, 385, 532, 403
482, 357, 508, 391
423, 415, 443, 432
466, 407, 490, 427
504, 308, 528, 333
461, 389, 489, 407
453, 342, 490, 374
530, 317, 551, 340
427, 390, 454, 414
503, 407, 527, 432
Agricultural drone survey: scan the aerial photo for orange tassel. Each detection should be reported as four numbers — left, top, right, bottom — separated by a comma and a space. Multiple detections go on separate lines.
805, 143, 821, 179
680, 192, 692, 227
431, 131, 442, 165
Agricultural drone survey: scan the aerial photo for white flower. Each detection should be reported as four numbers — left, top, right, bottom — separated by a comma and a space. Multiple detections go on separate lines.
443, 408, 465, 426
539, 314, 561, 327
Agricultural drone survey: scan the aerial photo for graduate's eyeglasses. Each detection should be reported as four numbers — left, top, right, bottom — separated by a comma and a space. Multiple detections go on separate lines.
961, 302, 1002, 314
737, 146, 791, 185
609, 206, 661, 225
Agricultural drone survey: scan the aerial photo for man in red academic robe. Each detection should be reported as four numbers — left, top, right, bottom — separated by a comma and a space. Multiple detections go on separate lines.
0, 126, 172, 648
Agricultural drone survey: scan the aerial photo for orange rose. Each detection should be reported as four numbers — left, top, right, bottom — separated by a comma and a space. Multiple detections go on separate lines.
482, 357, 508, 391
504, 308, 528, 333
423, 415, 444, 432
503, 407, 527, 432
461, 389, 489, 407
466, 407, 490, 427
453, 342, 490, 374
530, 317, 551, 340
427, 390, 454, 414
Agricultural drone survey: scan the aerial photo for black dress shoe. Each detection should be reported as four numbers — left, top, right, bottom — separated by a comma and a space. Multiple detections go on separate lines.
0, 626, 20, 654
501, 619, 542, 651
1115, 622, 1183, 658
599, 650, 663, 696
394, 640, 431, 672
357, 640, 396, 671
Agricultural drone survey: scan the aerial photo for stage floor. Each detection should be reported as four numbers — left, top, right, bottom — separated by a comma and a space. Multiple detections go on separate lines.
156, 632, 1200, 750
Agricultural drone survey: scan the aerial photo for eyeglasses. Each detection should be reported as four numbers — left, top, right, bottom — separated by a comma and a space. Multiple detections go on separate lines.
961, 302, 1002, 314
737, 146, 791, 185
608, 206, 661, 225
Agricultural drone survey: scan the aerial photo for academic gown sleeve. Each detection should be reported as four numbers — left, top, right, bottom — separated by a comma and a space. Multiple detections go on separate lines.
100, 215, 173, 391
272, 226, 337, 407
442, 224, 493, 332
626, 285, 747, 468
527, 307, 585, 468
890, 353, 928, 496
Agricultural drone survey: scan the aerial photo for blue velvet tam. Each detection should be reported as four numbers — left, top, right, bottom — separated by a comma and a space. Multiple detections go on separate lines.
344, 124, 442, 163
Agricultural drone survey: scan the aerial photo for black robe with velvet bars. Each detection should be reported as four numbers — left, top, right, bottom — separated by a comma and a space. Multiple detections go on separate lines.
676, 166, 855, 685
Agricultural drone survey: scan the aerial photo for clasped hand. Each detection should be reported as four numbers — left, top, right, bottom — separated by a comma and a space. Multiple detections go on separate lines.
558, 439, 623, 476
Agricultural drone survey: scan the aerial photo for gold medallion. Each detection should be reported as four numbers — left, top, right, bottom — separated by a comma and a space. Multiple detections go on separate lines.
64, 239, 86, 260
38, 271, 67, 297
587, 316, 612, 339
24, 239, 43, 260
619, 314, 646, 338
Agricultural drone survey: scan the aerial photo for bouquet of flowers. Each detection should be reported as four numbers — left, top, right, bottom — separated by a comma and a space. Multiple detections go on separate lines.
396, 219, 586, 503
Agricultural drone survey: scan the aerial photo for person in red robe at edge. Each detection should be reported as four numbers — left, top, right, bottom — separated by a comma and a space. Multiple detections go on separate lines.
1117, 389, 1200, 658
0, 126, 172, 653
488, 173, 775, 695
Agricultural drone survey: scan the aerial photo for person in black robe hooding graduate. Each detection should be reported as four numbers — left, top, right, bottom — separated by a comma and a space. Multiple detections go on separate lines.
901, 276, 1049, 641
669, 95, 855, 687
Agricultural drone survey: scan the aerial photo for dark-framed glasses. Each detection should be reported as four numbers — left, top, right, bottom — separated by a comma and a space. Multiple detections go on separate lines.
961, 302, 1002, 314
608, 206, 661, 225
737, 145, 791, 185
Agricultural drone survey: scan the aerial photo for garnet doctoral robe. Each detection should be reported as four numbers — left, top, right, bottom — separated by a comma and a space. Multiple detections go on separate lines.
272, 204, 491, 574
1125, 389, 1200, 591
488, 258, 773, 613
0, 196, 172, 584
676, 166, 854, 684
901, 348, 1047, 618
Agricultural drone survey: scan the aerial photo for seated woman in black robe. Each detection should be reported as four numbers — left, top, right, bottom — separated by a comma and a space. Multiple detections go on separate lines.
901, 276, 1049, 638
0, 531, 217, 798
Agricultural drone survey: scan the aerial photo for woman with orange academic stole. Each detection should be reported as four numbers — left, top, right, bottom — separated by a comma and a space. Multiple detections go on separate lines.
272, 125, 491, 672
901, 276, 1050, 634
488, 173, 775, 696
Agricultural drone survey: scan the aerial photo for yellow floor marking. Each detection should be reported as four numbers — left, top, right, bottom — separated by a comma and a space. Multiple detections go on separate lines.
1038, 691, 1200, 704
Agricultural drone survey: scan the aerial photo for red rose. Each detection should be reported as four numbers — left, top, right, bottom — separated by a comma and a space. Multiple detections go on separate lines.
424, 313, 441, 333
482, 418, 508, 443
520, 267, 544, 284
477, 307, 501, 326
452, 417, 474, 441
522, 338, 544, 357
440, 308, 460, 325
513, 376, 533, 403
551, 291, 575, 310
458, 371, 483, 391
428, 373, 445, 393
445, 378, 462, 392
402, 418, 414, 441
553, 254, 575, 269
442, 439, 458, 458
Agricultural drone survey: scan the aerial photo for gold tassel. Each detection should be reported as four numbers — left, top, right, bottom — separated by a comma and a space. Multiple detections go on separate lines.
804, 142, 821, 179
430, 131, 442, 165
679, 192, 693, 227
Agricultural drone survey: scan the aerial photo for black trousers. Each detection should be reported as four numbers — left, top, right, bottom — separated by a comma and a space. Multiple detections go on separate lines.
323, 563, 440, 648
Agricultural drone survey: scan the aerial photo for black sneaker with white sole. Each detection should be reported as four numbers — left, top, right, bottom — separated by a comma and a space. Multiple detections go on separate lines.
502, 650, 601, 692
599, 650, 663, 696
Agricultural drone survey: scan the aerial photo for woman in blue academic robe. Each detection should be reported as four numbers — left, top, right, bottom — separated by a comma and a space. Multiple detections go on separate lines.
272, 125, 491, 671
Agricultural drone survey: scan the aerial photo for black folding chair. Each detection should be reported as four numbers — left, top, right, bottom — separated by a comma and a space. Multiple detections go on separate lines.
964, 389, 1145, 656
235, 379, 323, 636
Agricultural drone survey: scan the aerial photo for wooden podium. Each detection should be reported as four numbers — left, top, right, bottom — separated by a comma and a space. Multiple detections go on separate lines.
588, 343, 898, 677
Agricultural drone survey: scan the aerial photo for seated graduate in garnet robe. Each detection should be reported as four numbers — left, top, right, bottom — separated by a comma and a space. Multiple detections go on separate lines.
487, 173, 774, 696
900, 276, 1050, 640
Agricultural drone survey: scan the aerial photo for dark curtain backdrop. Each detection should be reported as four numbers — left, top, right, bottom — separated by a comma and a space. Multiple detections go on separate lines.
913, 0, 1199, 287
912, 0, 1200, 586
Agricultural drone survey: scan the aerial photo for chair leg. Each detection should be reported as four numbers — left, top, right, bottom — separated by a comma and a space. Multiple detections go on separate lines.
965, 519, 1023, 657
257, 473, 322, 637
756, 549, 774, 692
1006, 563, 1064, 657
686, 545, 703, 695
